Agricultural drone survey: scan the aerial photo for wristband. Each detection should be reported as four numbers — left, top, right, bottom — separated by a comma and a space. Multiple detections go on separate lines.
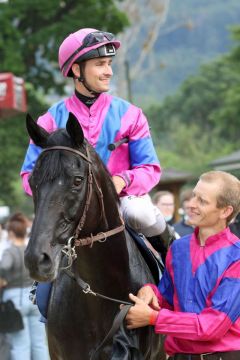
149, 310, 158, 326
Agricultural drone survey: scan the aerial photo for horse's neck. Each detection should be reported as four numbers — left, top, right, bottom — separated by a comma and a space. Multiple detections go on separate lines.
92, 161, 122, 230
78, 179, 121, 238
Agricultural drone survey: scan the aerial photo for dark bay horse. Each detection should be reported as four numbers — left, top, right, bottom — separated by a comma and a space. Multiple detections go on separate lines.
24, 113, 164, 360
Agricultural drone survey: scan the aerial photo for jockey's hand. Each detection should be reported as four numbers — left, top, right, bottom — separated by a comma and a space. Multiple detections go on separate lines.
137, 285, 160, 310
126, 293, 157, 329
112, 175, 126, 194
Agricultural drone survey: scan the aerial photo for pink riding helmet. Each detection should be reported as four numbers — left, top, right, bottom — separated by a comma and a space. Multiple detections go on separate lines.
59, 28, 121, 77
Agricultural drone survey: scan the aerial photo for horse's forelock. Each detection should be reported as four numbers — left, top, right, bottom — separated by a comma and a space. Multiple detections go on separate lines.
33, 152, 74, 186
32, 128, 81, 186
47, 129, 73, 147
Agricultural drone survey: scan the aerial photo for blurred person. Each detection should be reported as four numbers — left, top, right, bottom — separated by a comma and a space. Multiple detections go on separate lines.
152, 191, 175, 225
0, 275, 10, 360
20, 27, 174, 255
151, 191, 179, 263
0, 212, 49, 360
174, 188, 194, 237
0, 221, 10, 261
0, 279, 10, 360
229, 212, 240, 238
124, 171, 240, 360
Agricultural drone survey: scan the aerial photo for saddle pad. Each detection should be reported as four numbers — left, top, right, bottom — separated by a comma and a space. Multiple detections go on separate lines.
125, 225, 164, 284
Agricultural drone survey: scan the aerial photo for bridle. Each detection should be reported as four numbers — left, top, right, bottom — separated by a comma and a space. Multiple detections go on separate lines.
40, 144, 136, 358
41, 144, 125, 249
41, 143, 127, 295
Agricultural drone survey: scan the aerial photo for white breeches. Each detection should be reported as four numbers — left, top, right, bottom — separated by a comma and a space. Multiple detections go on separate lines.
120, 194, 166, 237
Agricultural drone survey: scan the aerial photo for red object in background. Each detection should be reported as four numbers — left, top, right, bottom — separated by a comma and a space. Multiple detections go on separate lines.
0, 72, 27, 119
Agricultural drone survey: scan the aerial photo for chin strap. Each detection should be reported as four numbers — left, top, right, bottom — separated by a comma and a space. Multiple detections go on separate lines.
77, 62, 101, 96
77, 76, 99, 95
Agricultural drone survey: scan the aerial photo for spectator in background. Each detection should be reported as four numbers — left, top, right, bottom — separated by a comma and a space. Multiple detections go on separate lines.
0, 221, 10, 261
230, 212, 240, 238
152, 191, 175, 225
174, 188, 194, 237
151, 191, 179, 263
0, 275, 10, 360
0, 212, 49, 360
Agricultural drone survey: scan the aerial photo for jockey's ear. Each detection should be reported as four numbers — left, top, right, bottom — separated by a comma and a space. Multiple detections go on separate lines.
26, 113, 49, 148
66, 112, 84, 147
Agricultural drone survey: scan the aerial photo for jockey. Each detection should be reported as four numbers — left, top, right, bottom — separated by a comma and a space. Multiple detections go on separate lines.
20, 28, 174, 255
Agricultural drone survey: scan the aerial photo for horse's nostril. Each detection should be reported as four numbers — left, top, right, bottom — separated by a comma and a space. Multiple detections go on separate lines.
38, 252, 52, 269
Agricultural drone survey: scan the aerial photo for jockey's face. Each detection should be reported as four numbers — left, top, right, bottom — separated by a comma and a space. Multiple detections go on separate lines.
74, 57, 113, 96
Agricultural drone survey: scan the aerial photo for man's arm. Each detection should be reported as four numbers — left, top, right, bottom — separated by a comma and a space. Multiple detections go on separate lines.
127, 260, 240, 341
114, 108, 161, 196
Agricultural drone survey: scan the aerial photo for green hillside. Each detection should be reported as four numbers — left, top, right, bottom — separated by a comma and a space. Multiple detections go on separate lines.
132, 0, 240, 106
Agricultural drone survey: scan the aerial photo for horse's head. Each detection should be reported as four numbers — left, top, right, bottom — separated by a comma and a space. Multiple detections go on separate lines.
24, 113, 107, 281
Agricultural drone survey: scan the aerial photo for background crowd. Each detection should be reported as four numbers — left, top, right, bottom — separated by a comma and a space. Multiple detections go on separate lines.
0, 213, 49, 360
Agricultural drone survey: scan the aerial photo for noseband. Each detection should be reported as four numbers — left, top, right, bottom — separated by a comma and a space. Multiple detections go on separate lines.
41, 145, 125, 248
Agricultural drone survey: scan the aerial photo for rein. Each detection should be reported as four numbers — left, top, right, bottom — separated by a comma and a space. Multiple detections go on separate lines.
63, 267, 133, 360
64, 268, 132, 306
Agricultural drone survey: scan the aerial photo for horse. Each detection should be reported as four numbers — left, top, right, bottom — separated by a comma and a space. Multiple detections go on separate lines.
24, 112, 165, 360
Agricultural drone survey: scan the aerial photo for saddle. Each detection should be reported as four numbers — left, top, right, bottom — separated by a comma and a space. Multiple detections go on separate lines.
125, 225, 164, 284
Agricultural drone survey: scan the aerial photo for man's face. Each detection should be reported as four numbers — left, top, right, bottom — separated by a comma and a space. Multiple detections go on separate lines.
84, 57, 113, 93
182, 200, 192, 223
157, 194, 175, 220
187, 179, 226, 228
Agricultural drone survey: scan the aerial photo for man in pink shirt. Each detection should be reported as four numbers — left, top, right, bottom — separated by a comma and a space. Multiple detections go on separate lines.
21, 28, 174, 255
125, 170, 240, 360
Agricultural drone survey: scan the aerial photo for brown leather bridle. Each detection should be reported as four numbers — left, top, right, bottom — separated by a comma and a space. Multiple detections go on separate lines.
39, 145, 132, 358
41, 144, 125, 247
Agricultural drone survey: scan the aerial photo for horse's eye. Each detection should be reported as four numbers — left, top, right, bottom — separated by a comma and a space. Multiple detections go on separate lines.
73, 176, 83, 186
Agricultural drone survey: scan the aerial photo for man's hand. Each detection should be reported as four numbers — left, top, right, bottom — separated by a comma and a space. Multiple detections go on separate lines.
112, 175, 126, 194
125, 293, 157, 329
137, 285, 160, 310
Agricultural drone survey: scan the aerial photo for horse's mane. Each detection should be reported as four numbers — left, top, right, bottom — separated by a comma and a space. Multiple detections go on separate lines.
33, 128, 119, 205
88, 145, 119, 205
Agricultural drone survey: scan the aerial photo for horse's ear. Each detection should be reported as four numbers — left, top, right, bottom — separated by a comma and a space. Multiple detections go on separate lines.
26, 113, 49, 148
66, 112, 84, 147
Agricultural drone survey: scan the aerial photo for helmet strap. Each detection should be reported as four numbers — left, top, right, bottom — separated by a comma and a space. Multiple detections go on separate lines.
77, 63, 101, 96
